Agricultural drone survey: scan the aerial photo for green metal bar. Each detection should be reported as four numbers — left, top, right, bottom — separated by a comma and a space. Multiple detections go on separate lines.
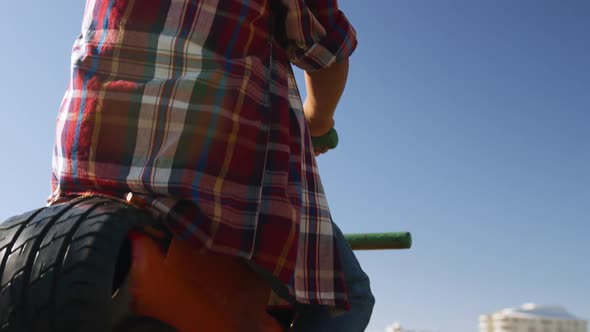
344, 232, 412, 250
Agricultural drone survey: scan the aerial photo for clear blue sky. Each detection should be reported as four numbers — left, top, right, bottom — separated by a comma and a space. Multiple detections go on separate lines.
1, 1, 589, 331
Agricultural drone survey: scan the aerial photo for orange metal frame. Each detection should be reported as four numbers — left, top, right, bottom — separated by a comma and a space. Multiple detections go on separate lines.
126, 231, 283, 332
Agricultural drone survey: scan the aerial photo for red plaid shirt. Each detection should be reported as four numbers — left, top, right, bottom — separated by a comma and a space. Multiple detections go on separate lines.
50, 0, 357, 307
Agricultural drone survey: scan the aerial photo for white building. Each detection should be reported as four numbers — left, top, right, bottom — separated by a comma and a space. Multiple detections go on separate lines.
480, 303, 587, 332
386, 322, 402, 332
386, 322, 437, 332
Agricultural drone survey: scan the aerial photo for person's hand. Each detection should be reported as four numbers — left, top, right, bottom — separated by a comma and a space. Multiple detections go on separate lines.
304, 103, 335, 156
310, 128, 339, 156
305, 112, 334, 137
313, 146, 329, 156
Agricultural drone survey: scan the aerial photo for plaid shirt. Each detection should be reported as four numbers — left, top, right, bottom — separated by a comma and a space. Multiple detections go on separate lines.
50, 0, 357, 308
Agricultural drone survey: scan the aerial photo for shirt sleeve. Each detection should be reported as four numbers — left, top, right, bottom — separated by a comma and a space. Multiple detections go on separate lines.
281, 0, 358, 71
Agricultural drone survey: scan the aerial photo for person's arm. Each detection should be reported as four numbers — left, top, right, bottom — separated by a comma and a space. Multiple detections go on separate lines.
303, 58, 349, 137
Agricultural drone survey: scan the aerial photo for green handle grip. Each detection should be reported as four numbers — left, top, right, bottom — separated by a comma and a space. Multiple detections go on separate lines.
344, 232, 412, 250
311, 128, 339, 150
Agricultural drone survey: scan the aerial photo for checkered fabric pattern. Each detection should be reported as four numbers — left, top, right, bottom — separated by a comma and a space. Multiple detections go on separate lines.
50, 0, 357, 307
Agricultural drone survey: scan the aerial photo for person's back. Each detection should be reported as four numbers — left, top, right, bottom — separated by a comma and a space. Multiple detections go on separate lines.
51, 0, 374, 330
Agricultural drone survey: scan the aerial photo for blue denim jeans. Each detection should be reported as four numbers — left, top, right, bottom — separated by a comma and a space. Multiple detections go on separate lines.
251, 222, 375, 331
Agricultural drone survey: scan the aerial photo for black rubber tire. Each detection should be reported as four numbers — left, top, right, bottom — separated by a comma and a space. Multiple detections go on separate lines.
0, 196, 156, 332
